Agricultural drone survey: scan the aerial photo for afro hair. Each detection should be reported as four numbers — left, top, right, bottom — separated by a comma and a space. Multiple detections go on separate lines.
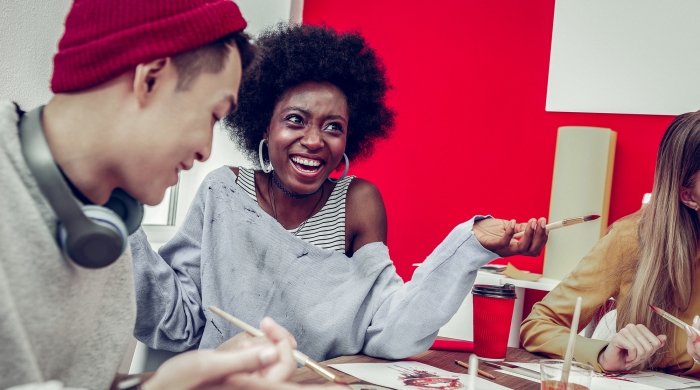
223, 23, 395, 166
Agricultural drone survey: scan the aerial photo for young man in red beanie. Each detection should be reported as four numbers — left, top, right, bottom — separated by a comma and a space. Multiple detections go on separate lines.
0, 1, 342, 389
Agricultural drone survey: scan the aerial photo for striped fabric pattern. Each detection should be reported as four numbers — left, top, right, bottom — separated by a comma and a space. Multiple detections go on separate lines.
236, 167, 353, 253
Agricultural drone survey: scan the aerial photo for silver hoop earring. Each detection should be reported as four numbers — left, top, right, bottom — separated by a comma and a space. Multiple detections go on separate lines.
327, 153, 349, 183
258, 139, 272, 173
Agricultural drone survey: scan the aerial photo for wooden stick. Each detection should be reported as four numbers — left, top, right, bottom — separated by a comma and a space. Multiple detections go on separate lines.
455, 359, 496, 380
561, 296, 582, 384
208, 306, 345, 384
513, 215, 600, 239
467, 354, 478, 390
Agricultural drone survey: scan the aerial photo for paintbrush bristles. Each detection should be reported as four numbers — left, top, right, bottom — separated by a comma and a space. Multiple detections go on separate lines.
562, 215, 600, 226
649, 304, 700, 336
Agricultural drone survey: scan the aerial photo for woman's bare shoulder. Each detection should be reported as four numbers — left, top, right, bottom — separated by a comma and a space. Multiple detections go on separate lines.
346, 177, 382, 202
345, 177, 387, 250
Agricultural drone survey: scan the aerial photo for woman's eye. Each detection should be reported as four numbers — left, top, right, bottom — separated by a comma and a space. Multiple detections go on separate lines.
285, 114, 303, 125
326, 122, 344, 132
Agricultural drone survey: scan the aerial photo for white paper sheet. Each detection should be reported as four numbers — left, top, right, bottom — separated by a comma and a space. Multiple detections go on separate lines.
330, 361, 509, 390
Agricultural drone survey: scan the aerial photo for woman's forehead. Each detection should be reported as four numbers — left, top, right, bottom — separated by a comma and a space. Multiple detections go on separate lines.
275, 82, 349, 115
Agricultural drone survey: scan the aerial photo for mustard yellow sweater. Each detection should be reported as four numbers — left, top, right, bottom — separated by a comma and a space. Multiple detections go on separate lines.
520, 214, 700, 377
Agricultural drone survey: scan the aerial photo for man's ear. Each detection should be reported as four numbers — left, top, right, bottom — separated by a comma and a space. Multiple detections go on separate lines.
133, 58, 170, 107
680, 186, 698, 210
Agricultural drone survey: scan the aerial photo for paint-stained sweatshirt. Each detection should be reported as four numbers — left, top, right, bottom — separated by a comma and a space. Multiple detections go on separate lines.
0, 101, 136, 390
130, 166, 499, 361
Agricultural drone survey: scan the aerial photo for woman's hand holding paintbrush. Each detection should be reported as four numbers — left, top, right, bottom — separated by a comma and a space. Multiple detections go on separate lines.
512, 215, 600, 239
685, 316, 700, 365
597, 306, 666, 372
473, 217, 548, 257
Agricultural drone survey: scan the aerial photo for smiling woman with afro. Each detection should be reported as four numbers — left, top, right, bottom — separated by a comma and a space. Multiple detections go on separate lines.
128, 22, 548, 364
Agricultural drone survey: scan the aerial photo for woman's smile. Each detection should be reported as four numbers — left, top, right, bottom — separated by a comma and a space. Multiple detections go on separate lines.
289, 155, 324, 175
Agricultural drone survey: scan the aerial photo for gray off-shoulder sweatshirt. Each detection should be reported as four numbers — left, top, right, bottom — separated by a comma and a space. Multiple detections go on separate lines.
130, 166, 498, 361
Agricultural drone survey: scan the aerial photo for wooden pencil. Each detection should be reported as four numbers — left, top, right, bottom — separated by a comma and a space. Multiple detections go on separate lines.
209, 305, 346, 385
455, 359, 496, 380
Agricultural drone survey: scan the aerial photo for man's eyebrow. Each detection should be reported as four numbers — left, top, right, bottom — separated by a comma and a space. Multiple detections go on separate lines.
226, 95, 238, 116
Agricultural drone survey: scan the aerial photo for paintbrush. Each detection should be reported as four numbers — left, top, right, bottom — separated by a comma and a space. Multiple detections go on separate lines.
512, 215, 600, 239
467, 354, 478, 390
649, 304, 700, 336
455, 359, 496, 380
209, 306, 346, 385
561, 296, 582, 384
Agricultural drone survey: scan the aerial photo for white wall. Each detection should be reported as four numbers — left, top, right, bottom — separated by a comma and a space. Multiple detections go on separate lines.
0, 0, 71, 109
547, 0, 700, 115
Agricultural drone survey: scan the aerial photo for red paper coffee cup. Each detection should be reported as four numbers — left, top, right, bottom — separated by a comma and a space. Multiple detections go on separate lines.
472, 283, 516, 360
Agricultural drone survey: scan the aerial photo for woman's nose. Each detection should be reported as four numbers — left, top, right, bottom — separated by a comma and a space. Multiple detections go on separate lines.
300, 127, 323, 150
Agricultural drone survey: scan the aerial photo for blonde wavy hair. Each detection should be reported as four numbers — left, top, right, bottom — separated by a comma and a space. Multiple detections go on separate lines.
617, 111, 700, 369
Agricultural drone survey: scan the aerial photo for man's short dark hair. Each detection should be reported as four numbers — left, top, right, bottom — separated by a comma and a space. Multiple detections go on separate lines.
172, 30, 258, 90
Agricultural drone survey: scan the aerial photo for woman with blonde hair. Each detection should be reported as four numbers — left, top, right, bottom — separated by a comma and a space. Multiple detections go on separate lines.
521, 111, 700, 376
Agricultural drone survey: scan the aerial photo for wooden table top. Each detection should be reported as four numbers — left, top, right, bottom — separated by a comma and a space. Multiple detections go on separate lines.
290, 347, 545, 389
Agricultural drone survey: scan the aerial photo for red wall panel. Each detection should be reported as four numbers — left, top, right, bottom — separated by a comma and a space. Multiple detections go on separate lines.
303, 0, 674, 280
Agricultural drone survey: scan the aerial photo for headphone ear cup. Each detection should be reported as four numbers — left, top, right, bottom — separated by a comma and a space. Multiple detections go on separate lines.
103, 188, 144, 235
60, 205, 128, 269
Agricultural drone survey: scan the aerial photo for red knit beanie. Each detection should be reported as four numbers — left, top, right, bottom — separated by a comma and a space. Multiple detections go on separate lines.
51, 0, 247, 93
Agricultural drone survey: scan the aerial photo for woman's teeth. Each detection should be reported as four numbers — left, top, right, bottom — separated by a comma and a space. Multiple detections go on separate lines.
291, 156, 321, 172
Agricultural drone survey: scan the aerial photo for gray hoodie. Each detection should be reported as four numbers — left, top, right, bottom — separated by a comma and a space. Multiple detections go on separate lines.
0, 101, 135, 390
130, 165, 499, 361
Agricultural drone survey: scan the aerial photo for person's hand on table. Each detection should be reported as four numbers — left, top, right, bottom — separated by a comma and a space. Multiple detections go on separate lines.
473, 217, 548, 257
684, 315, 700, 365
597, 323, 666, 372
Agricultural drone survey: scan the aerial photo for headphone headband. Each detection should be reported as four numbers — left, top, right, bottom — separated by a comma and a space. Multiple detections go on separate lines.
20, 106, 95, 232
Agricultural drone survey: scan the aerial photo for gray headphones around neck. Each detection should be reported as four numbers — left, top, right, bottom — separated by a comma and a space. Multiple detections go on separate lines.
19, 105, 143, 268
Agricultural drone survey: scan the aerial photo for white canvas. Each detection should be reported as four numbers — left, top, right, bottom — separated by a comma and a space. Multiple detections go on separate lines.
546, 0, 700, 115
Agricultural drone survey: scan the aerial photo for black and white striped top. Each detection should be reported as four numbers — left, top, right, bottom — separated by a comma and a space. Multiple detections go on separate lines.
235, 167, 354, 253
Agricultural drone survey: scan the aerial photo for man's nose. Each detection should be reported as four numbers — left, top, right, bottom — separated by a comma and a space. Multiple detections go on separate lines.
196, 135, 213, 163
